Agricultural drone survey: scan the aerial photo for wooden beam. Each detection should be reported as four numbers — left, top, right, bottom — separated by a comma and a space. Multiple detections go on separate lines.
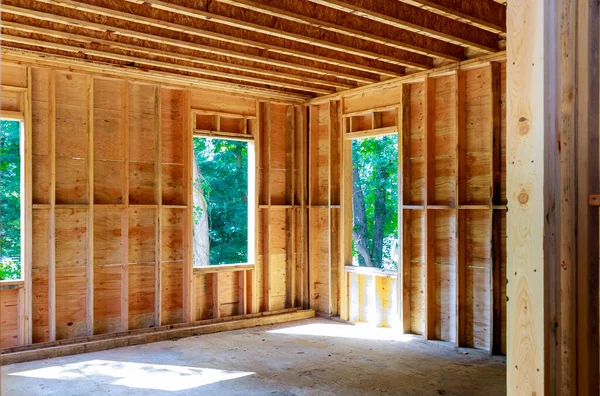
215, 0, 464, 61
308, 0, 500, 52
3, 4, 368, 86
35, 0, 405, 77
2, 23, 339, 95
1, 32, 330, 96
1, 48, 308, 104
304, 51, 507, 106
125, 0, 413, 72
396, 0, 506, 34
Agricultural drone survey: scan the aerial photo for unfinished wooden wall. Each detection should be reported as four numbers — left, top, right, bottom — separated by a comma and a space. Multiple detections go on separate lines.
309, 61, 507, 354
0, 62, 307, 349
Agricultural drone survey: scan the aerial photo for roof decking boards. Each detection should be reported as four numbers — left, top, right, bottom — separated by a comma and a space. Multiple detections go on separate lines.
1, 0, 505, 102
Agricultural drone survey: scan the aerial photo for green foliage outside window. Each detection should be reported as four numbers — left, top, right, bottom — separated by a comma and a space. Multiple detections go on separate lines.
0, 120, 22, 280
352, 135, 398, 270
193, 138, 248, 266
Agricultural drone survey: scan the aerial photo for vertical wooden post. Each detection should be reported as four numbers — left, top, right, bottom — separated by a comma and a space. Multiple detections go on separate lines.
120, 82, 129, 331
285, 105, 294, 308
182, 89, 193, 323
575, 1, 600, 394
424, 77, 436, 340
300, 106, 309, 310
340, 102, 353, 321
154, 86, 162, 326
264, 102, 272, 312
398, 84, 411, 333
22, 67, 33, 345
251, 101, 260, 314
48, 70, 56, 342
489, 62, 503, 355
507, 0, 599, 393
213, 273, 220, 318
86, 76, 94, 336
238, 270, 247, 315
455, 70, 467, 348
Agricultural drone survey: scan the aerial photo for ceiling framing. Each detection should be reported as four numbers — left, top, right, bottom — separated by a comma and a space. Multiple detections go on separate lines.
0, 0, 506, 101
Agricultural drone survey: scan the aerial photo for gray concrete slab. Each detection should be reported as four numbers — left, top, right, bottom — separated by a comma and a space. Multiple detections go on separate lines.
0, 317, 505, 395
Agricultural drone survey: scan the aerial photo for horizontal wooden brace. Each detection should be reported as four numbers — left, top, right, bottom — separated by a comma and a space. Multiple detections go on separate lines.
193, 263, 255, 274
344, 126, 397, 139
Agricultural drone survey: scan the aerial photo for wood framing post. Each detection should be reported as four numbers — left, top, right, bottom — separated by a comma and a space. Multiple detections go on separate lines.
507, 0, 599, 394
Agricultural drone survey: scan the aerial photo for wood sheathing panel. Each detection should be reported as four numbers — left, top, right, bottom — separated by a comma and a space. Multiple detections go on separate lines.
314, 62, 506, 354
307, 101, 342, 316
1, 61, 309, 347
0, 289, 20, 348
256, 102, 303, 313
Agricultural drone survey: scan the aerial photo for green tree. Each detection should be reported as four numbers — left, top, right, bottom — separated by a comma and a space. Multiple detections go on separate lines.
0, 120, 22, 280
193, 138, 248, 265
352, 135, 398, 270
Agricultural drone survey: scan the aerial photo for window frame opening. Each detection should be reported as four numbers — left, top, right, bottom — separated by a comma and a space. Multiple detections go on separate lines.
349, 133, 399, 272
191, 135, 256, 269
0, 117, 25, 282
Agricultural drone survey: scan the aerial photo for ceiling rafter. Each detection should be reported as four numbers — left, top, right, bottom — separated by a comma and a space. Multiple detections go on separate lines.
308, 0, 500, 52
35, 0, 406, 77
214, 0, 465, 61
1, 23, 337, 95
3, 3, 377, 85
397, 0, 506, 34
1, 9, 357, 90
127, 0, 432, 70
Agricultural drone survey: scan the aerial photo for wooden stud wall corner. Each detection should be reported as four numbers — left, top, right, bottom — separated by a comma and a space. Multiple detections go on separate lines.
308, 61, 507, 354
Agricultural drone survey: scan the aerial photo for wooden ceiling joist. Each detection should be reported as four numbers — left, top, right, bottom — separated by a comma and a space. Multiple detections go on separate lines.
129, 0, 433, 70
397, 0, 506, 34
308, 0, 501, 52
0, 34, 329, 96
2, 3, 377, 84
34, 0, 406, 77
1, 25, 336, 95
0, 16, 355, 92
214, 0, 465, 62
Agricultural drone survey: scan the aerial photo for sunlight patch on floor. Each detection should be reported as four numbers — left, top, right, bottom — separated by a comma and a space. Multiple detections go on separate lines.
9, 359, 254, 392
268, 322, 413, 342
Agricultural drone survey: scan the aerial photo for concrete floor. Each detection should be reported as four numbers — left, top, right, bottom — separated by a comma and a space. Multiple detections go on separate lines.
1, 317, 506, 395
